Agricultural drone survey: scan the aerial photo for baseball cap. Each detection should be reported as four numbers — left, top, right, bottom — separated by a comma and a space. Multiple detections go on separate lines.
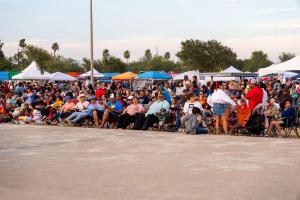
90, 95, 97, 100
127, 96, 134, 100
109, 93, 115, 99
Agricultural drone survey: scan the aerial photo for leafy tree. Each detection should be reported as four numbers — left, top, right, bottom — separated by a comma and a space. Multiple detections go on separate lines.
164, 52, 171, 60
279, 52, 295, 63
102, 49, 110, 61
51, 42, 59, 57
244, 51, 273, 72
144, 49, 152, 63
0, 40, 4, 51
24, 45, 52, 72
123, 50, 130, 64
103, 56, 126, 72
176, 39, 237, 72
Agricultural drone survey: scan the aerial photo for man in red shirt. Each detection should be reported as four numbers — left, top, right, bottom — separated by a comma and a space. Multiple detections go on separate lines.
95, 83, 106, 99
245, 79, 263, 110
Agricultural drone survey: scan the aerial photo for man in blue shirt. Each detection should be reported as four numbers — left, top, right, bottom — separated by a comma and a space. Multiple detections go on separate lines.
100, 93, 123, 128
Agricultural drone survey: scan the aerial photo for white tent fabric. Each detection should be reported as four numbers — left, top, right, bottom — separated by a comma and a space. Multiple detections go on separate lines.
258, 55, 300, 77
12, 61, 52, 80
221, 66, 242, 73
173, 70, 200, 80
49, 72, 77, 81
258, 64, 277, 77
80, 69, 105, 78
274, 55, 300, 72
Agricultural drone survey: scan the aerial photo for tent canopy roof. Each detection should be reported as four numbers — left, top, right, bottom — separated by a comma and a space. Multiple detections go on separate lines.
80, 69, 105, 78
112, 72, 138, 80
136, 71, 171, 80
50, 72, 77, 81
221, 66, 242, 73
12, 61, 51, 80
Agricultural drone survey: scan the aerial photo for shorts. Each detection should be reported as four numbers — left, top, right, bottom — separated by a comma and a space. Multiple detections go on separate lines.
213, 103, 227, 116
108, 112, 118, 120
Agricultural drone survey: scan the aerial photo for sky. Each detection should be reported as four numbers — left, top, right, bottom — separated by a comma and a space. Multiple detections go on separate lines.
1, 0, 300, 63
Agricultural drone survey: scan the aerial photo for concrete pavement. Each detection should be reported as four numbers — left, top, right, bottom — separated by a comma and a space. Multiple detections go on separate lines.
0, 124, 300, 200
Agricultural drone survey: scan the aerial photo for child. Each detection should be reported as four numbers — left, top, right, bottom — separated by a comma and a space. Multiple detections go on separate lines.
185, 107, 207, 134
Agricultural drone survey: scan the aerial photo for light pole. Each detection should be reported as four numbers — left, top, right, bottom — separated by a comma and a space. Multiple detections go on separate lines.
89, 0, 94, 85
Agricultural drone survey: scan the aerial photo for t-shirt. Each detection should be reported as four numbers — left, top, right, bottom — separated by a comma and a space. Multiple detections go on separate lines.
139, 96, 150, 104
125, 104, 145, 115
183, 101, 203, 115
86, 102, 103, 116
74, 101, 90, 111
107, 101, 123, 113
61, 102, 75, 112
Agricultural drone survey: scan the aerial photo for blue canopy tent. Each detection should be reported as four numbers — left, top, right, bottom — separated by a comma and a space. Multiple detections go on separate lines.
136, 71, 171, 80
98, 73, 120, 82
0, 71, 9, 80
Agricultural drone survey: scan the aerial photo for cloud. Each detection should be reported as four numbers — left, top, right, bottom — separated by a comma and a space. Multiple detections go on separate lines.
256, 7, 298, 14
223, 35, 300, 62
252, 19, 300, 29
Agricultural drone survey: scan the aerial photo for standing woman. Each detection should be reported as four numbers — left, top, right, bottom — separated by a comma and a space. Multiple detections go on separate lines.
208, 82, 235, 135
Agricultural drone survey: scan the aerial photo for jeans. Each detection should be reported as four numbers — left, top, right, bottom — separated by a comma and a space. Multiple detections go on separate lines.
67, 112, 88, 123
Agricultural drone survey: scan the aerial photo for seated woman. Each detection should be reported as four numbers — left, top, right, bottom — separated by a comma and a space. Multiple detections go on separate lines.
266, 100, 295, 137
117, 96, 145, 129
51, 96, 75, 125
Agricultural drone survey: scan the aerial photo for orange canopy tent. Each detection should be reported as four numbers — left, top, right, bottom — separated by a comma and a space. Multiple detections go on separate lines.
112, 72, 138, 80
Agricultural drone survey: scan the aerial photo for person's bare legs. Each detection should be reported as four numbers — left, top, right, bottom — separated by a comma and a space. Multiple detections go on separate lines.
215, 116, 220, 135
92, 110, 99, 128
267, 121, 276, 137
274, 122, 283, 137
100, 111, 109, 128
221, 115, 229, 135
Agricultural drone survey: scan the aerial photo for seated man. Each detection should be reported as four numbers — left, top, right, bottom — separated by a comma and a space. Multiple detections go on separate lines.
117, 96, 145, 129
139, 93, 170, 130
100, 93, 123, 128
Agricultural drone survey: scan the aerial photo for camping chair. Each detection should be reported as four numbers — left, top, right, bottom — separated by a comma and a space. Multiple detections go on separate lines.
229, 108, 251, 136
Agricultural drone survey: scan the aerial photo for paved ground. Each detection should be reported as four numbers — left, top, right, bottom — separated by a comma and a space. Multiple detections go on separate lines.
0, 124, 300, 200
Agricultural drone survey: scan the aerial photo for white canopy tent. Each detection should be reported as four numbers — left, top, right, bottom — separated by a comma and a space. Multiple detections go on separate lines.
275, 55, 300, 72
258, 55, 300, 77
12, 61, 52, 80
173, 70, 200, 80
258, 64, 277, 77
220, 66, 242, 73
49, 72, 77, 81
80, 69, 105, 78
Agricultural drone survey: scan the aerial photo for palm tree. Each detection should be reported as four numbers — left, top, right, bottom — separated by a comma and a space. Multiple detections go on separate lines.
51, 42, 59, 57
0, 40, 4, 51
0, 40, 4, 59
164, 52, 171, 60
19, 39, 27, 51
144, 49, 152, 62
103, 49, 110, 60
123, 50, 130, 64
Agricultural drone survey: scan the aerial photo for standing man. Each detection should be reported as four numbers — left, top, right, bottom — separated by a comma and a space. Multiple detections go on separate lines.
245, 79, 263, 110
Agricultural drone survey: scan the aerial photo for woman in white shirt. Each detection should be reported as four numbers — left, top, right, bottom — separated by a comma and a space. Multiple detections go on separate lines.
208, 82, 235, 135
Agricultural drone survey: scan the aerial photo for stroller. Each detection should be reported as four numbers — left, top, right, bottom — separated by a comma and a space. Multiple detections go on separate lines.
244, 104, 265, 136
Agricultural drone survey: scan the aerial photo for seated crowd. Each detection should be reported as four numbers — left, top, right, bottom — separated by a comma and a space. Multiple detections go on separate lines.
0, 76, 299, 137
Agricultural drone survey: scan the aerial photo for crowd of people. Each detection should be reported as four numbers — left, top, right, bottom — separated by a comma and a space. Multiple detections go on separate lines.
0, 75, 299, 137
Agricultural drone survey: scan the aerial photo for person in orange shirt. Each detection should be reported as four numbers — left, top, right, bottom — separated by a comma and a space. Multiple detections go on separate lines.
51, 96, 75, 125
